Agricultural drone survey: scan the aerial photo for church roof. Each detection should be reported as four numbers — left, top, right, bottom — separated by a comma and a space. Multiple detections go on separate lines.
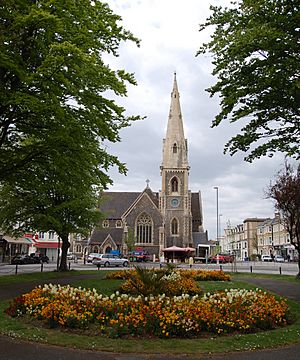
90, 227, 123, 245
99, 192, 140, 219
191, 192, 203, 229
99, 189, 159, 219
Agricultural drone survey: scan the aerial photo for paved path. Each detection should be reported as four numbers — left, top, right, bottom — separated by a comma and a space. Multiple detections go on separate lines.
1, 275, 300, 360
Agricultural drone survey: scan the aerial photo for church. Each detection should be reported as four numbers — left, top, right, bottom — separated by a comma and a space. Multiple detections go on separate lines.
88, 74, 207, 257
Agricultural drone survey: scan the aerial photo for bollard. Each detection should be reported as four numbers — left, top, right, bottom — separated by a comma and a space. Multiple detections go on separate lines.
15, 264, 18, 275
68, 262, 71, 270
41, 262, 43, 273
97, 264, 100, 271
279, 267, 282, 275
220, 265, 223, 271
250, 265, 253, 273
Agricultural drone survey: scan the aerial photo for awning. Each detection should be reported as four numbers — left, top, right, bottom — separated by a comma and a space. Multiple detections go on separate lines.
3, 236, 32, 245
163, 246, 186, 252
34, 242, 60, 249
185, 247, 196, 252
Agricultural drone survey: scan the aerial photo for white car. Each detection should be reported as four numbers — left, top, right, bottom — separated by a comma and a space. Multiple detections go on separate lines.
87, 253, 102, 263
92, 254, 129, 267
261, 255, 273, 262
274, 255, 285, 262
67, 253, 77, 260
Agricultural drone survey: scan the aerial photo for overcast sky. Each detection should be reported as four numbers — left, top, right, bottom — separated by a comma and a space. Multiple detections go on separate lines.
104, 0, 286, 240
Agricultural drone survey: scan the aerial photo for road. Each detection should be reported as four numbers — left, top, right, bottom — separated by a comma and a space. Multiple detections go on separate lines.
0, 260, 298, 276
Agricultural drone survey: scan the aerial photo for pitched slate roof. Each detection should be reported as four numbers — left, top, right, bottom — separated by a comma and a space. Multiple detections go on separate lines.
191, 192, 203, 231
99, 189, 159, 219
90, 227, 123, 245
99, 192, 140, 219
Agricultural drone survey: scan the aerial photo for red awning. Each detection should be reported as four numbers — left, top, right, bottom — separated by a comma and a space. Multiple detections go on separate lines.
34, 242, 60, 249
162, 246, 186, 252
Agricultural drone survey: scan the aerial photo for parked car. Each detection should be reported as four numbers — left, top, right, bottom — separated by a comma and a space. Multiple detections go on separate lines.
209, 254, 234, 264
92, 254, 129, 267
86, 253, 102, 263
11, 255, 36, 265
128, 250, 151, 262
67, 253, 77, 260
29, 253, 49, 263
274, 255, 285, 262
261, 255, 273, 262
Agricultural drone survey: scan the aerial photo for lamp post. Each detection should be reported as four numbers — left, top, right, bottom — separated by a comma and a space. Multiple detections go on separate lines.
213, 187, 219, 245
219, 213, 223, 241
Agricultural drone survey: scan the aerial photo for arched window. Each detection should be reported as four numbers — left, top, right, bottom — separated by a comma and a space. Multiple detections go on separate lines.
102, 220, 109, 228
172, 143, 177, 153
136, 213, 152, 244
75, 244, 82, 253
92, 246, 99, 253
171, 177, 178, 192
116, 220, 122, 228
171, 218, 178, 235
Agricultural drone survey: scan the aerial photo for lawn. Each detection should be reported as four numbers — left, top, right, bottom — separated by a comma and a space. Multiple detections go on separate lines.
1, 270, 300, 355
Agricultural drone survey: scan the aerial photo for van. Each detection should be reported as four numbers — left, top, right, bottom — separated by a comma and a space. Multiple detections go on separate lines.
261, 255, 273, 262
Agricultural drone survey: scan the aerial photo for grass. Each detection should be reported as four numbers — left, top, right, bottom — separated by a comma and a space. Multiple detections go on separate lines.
0, 269, 104, 286
232, 272, 300, 283
1, 270, 300, 355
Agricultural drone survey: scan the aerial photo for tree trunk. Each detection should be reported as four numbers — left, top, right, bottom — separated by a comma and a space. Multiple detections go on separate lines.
296, 256, 300, 279
59, 233, 70, 271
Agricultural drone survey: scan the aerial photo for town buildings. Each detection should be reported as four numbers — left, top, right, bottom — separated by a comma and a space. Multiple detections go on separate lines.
222, 213, 296, 261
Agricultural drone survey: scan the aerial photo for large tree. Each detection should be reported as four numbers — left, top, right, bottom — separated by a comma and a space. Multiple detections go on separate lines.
267, 162, 300, 278
198, 0, 300, 162
0, 0, 140, 269
0, 0, 139, 178
0, 123, 109, 271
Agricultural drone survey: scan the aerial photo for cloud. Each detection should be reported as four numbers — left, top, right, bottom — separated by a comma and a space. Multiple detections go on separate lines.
105, 0, 284, 239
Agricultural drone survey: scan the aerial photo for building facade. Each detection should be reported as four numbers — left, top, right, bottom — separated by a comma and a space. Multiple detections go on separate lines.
223, 218, 268, 261
257, 213, 296, 260
223, 213, 298, 261
88, 74, 207, 258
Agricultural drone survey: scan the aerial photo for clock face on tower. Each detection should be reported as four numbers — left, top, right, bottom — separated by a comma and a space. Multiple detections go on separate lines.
171, 198, 179, 207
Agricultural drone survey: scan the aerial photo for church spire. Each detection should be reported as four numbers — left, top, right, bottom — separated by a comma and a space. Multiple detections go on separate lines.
161, 73, 189, 169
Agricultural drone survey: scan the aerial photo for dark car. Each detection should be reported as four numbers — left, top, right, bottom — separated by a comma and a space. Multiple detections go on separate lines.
29, 253, 49, 263
11, 255, 36, 265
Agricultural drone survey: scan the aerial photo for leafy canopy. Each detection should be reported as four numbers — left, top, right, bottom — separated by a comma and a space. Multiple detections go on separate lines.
0, 0, 140, 179
198, 0, 300, 162
267, 162, 300, 277
0, 0, 140, 270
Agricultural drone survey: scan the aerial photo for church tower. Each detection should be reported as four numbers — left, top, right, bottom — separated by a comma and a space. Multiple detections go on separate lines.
159, 73, 193, 248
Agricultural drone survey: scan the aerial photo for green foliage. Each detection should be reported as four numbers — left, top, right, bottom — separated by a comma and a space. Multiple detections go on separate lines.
267, 162, 300, 277
125, 266, 167, 297
118, 266, 203, 297
198, 0, 300, 162
0, 0, 140, 270
124, 227, 136, 252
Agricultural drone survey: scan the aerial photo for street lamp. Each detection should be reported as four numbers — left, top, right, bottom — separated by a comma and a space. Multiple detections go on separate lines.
219, 213, 223, 240
213, 186, 219, 245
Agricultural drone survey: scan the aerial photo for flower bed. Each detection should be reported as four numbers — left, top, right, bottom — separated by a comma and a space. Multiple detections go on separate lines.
5, 284, 291, 338
106, 269, 231, 281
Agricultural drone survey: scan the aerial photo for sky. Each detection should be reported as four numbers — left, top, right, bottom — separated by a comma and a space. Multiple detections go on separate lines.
103, 0, 286, 240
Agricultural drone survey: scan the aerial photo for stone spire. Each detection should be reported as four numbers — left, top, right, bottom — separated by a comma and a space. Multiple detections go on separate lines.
161, 73, 189, 169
